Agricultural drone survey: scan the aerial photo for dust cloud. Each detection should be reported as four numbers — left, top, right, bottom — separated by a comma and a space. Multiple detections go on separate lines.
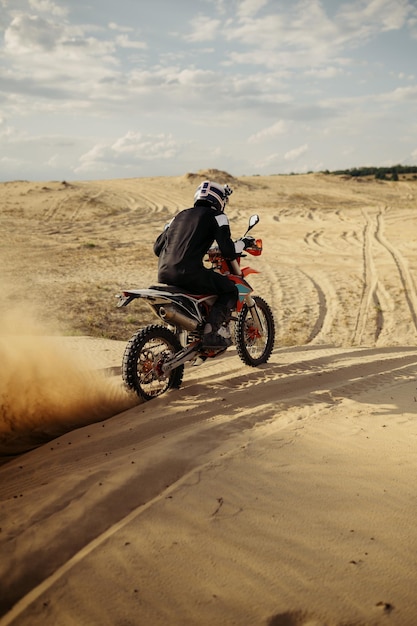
0, 307, 137, 458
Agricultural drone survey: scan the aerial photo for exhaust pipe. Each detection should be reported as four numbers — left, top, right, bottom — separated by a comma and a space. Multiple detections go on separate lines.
159, 305, 198, 331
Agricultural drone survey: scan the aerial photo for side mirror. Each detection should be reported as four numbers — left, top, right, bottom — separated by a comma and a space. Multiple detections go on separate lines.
247, 214, 260, 232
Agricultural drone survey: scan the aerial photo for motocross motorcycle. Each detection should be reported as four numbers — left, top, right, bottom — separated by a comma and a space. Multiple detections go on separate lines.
117, 214, 275, 401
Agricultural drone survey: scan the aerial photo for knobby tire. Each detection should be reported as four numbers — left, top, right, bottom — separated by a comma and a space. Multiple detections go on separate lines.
122, 324, 184, 401
235, 295, 275, 366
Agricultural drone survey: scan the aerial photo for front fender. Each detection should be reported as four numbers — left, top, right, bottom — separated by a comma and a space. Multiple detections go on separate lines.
241, 266, 260, 278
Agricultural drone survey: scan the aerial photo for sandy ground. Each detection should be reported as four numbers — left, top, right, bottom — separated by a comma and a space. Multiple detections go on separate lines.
1, 171, 417, 625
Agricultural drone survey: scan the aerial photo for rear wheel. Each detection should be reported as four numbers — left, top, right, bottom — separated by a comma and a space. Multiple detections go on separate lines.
234, 296, 275, 366
122, 325, 184, 401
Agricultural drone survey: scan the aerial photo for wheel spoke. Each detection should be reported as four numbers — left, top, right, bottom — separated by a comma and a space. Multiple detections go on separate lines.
234, 296, 275, 366
122, 325, 185, 401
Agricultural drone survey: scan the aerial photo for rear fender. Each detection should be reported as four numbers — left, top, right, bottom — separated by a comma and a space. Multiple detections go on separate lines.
117, 288, 208, 329
116, 292, 138, 307
116, 288, 172, 308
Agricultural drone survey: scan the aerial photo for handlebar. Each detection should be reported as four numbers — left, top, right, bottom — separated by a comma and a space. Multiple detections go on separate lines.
206, 214, 262, 274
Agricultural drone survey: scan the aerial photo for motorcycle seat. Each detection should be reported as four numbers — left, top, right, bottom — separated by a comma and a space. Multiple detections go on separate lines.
148, 284, 216, 302
148, 284, 186, 294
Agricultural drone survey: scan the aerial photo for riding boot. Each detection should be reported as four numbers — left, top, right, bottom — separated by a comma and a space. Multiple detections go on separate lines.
202, 307, 233, 349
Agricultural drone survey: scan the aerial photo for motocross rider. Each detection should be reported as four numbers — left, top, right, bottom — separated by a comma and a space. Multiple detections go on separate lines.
153, 180, 246, 349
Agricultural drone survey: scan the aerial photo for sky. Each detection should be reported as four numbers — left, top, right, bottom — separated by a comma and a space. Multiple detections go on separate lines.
0, 0, 417, 182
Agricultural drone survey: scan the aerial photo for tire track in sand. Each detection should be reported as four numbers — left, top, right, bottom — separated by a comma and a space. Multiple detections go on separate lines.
351, 209, 380, 346
353, 208, 417, 346
352, 209, 384, 346
375, 208, 417, 332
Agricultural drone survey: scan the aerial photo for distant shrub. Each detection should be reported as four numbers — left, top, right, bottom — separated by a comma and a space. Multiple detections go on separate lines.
327, 164, 417, 179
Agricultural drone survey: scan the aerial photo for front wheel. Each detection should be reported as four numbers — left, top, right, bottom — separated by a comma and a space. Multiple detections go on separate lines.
235, 296, 275, 366
122, 324, 184, 401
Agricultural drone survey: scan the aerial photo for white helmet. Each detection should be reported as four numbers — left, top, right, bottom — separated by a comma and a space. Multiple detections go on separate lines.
193, 180, 233, 212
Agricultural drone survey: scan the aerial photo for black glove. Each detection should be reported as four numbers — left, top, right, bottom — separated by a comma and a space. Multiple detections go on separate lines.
242, 235, 255, 248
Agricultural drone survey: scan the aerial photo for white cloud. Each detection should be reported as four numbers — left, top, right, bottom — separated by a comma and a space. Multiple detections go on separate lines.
1, 155, 24, 166
28, 0, 68, 17
223, 0, 415, 71
255, 152, 280, 169
378, 85, 417, 102
409, 16, 417, 38
108, 22, 134, 33
0, 116, 30, 143
237, 0, 269, 18
46, 153, 59, 167
125, 65, 220, 104
1, 10, 122, 110
76, 132, 180, 174
184, 15, 221, 42
248, 121, 288, 143
115, 34, 147, 50
5, 14, 61, 52
176, 67, 216, 86
223, 5, 340, 70
337, 0, 411, 36
284, 144, 308, 161
225, 14, 286, 48
227, 1, 336, 49
112, 131, 177, 158
305, 66, 344, 79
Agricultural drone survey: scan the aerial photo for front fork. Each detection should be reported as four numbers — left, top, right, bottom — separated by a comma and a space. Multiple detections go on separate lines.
244, 295, 265, 334
230, 262, 264, 334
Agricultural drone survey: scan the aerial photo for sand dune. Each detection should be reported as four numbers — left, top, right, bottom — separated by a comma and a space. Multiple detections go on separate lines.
1, 171, 417, 625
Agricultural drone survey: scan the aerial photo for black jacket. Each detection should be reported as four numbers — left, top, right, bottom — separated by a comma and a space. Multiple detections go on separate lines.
154, 203, 237, 282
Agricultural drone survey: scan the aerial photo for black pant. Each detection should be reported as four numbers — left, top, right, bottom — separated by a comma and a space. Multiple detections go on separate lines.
159, 266, 238, 330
